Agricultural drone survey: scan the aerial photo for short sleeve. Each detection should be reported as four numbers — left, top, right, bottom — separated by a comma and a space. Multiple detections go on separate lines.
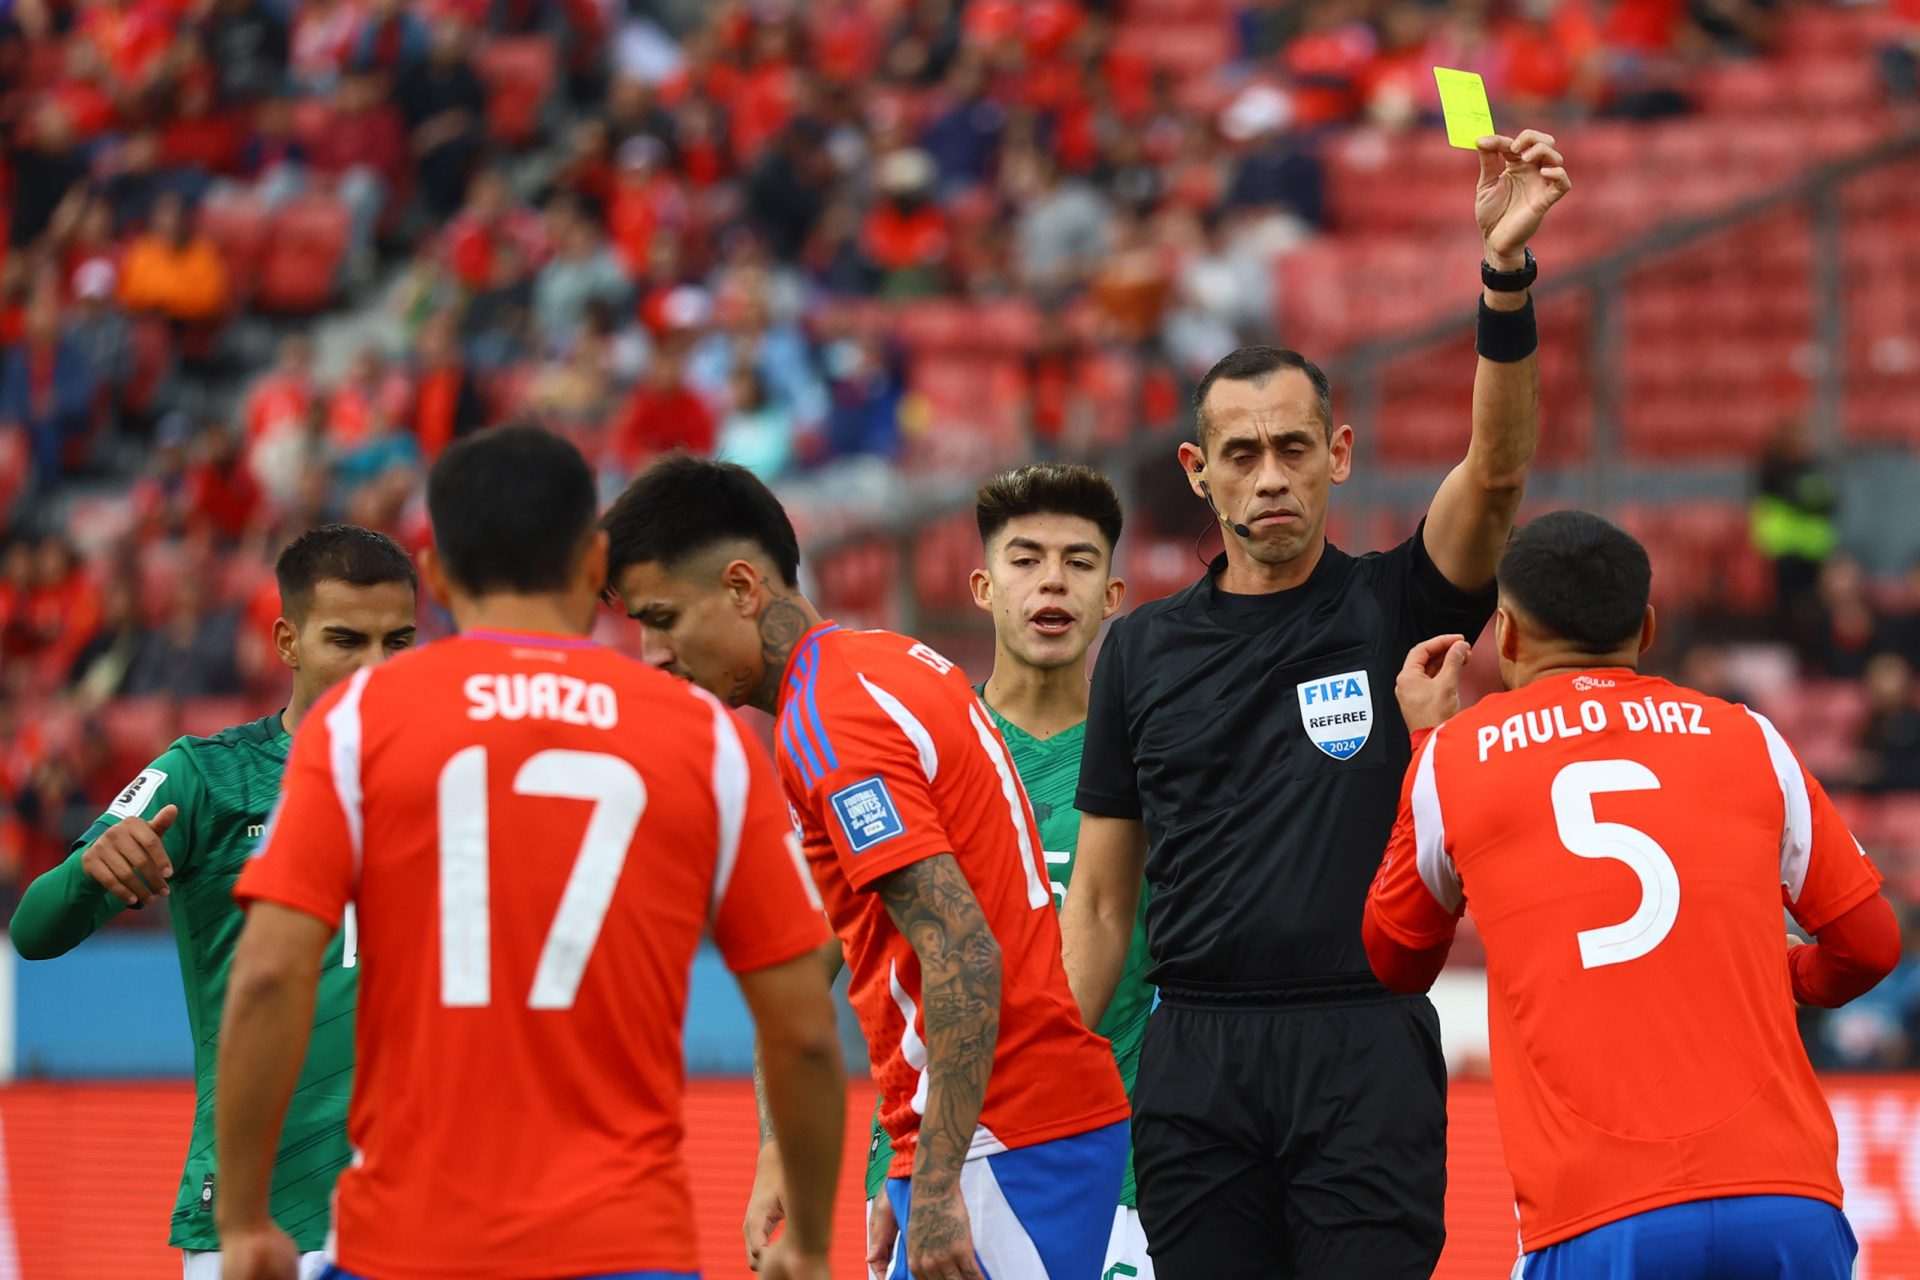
73, 743, 202, 877
234, 673, 365, 928
1401, 520, 1499, 647
707, 699, 832, 973
1365, 729, 1466, 946
1747, 709, 1885, 934
789, 673, 955, 893
1076, 616, 1141, 820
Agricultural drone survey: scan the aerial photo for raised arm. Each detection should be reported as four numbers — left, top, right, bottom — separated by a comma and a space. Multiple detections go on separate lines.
1060, 813, 1147, 1029
1424, 130, 1572, 592
215, 902, 335, 1280
874, 853, 1000, 1280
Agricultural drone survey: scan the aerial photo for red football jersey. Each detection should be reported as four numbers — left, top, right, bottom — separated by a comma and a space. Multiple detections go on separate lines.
775, 623, 1128, 1174
236, 629, 828, 1279
1367, 670, 1885, 1251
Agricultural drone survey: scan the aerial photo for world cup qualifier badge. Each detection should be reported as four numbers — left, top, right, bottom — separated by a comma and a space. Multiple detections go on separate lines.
1296, 669, 1373, 760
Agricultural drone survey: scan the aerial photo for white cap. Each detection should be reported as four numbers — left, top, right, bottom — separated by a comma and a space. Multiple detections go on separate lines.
75, 259, 116, 301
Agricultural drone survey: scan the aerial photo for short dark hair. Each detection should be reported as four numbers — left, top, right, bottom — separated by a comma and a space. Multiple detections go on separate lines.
275, 524, 417, 619
1497, 510, 1652, 651
975, 463, 1124, 554
426, 425, 598, 595
1192, 346, 1333, 445
602, 452, 801, 587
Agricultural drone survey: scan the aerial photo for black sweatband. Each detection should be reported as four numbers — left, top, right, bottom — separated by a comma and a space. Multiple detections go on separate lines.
1475, 295, 1537, 363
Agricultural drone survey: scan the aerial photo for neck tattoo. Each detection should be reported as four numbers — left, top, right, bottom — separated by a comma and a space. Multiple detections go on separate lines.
751, 595, 811, 714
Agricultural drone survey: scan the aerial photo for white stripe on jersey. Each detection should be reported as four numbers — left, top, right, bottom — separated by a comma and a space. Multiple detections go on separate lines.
1745, 708, 1816, 902
1411, 730, 1463, 913
859, 674, 940, 781
967, 704, 1051, 911
327, 666, 372, 877
889, 959, 931, 1114
707, 696, 749, 918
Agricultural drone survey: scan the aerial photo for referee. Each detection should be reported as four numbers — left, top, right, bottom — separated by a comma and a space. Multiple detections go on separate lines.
1060, 129, 1572, 1278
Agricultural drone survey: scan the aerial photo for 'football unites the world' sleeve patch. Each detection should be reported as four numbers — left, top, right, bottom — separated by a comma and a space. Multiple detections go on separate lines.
829, 776, 907, 853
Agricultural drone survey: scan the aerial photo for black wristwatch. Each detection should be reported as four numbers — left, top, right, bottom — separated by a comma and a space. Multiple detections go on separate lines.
1481, 247, 1537, 292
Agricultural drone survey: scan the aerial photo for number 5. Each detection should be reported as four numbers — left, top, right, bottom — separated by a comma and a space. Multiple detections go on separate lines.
1552, 759, 1679, 970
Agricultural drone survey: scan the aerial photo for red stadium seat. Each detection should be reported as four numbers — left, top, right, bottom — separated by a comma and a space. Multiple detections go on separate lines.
197, 197, 271, 303
255, 198, 349, 314
474, 36, 557, 149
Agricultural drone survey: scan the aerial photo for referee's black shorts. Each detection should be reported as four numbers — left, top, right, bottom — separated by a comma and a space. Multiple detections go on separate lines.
1132, 985, 1448, 1280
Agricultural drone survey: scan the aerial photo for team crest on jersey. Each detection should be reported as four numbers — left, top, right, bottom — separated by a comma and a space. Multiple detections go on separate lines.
107, 768, 167, 818
829, 776, 906, 853
1296, 669, 1373, 761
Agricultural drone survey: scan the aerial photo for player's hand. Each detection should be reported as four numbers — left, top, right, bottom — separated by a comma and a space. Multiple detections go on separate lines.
906, 1186, 983, 1280
1475, 129, 1572, 269
744, 1140, 788, 1271
218, 1222, 298, 1280
80, 804, 177, 907
1396, 634, 1471, 731
757, 1236, 833, 1280
867, 1192, 900, 1280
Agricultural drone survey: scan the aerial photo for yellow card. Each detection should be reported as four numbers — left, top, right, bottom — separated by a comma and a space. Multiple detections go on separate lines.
1433, 67, 1495, 150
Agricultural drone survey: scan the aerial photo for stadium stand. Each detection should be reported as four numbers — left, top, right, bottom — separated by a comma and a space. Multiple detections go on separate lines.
0, 0, 1918, 1093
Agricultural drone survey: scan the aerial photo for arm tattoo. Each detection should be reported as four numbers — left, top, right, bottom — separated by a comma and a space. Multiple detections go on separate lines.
749, 594, 813, 715
874, 854, 1001, 1213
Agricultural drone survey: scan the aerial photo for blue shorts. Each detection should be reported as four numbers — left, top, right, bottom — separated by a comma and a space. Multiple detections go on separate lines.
321, 1270, 693, 1280
885, 1120, 1129, 1280
1517, 1195, 1858, 1279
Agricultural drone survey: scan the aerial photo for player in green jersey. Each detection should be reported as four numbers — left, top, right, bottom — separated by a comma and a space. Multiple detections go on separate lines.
8, 525, 417, 1280
860, 463, 1158, 1280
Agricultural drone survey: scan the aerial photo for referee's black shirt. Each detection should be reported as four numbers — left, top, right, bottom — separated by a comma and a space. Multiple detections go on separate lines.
1077, 523, 1496, 994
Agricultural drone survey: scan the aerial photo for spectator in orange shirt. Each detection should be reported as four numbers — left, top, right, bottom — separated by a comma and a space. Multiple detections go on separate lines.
118, 193, 231, 324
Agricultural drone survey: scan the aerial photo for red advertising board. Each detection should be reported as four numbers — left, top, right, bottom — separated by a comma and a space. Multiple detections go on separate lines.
5, 1078, 1920, 1278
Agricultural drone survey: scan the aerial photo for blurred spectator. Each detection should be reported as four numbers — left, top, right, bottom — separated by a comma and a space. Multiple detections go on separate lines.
352, 0, 431, 76
411, 315, 488, 460
715, 367, 796, 480
687, 286, 827, 436
863, 148, 952, 298
1807, 910, 1920, 1069
202, 0, 291, 106
13, 535, 103, 686
118, 193, 231, 325
460, 241, 537, 369
921, 56, 1004, 192
1883, 0, 1920, 103
68, 576, 144, 704
230, 95, 309, 209
610, 344, 714, 470
335, 412, 422, 494
745, 120, 832, 263
67, 261, 137, 425
293, 0, 368, 92
1162, 209, 1270, 375
252, 392, 336, 514
8, 104, 88, 252
443, 169, 549, 293
526, 319, 619, 434
396, 17, 489, 221
305, 69, 409, 275
1811, 556, 1886, 680
1753, 418, 1838, 659
1855, 653, 1920, 793
131, 413, 198, 539
328, 345, 412, 450
532, 197, 631, 354
1090, 211, 1171, 347
244, 334, 314, 444
1011, 149, 1112, 295
124, 576, 242, 699
0, 293, 97, 490
183, 423, 261, 544
1885, 559, 1920, 667
1022, 314, 1091, 455
823, 333, 906, 462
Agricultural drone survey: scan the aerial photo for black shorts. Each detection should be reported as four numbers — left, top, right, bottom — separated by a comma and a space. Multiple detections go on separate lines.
1132, 991, 1448, 1280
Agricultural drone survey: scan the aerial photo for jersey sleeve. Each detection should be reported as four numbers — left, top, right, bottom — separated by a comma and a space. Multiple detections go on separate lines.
1364, 729, 1466, 948
1397, 519, 1500, 647
706, 699, 832, 974
234, 676, 364, 928
786, 670, 955, 892
1076, 615, 1142, 820
1747, 709, 1886, 934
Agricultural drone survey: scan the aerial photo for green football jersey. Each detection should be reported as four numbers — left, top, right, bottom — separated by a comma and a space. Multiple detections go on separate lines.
864, 700, 1155, 1205
10, 714, 355, 1251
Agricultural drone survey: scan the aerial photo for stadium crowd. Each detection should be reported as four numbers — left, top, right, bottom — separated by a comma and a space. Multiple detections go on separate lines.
2, 0, 1919, 1068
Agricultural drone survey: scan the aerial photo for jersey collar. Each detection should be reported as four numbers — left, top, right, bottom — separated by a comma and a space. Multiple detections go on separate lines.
776, 621, 840, 713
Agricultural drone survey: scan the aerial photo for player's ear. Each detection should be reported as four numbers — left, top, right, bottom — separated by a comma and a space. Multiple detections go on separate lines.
580, 529, 609, 599
1329, 423, 1354, 485
418, 547, 456, 611
1638, 605, 1657, 656
1495, 607, 1519, 663
969, 566, 992, 613
1176, 440, 1206, 498
722, 558, 762, 615
272, 615, 299, 671
1103, 575, 1126, 618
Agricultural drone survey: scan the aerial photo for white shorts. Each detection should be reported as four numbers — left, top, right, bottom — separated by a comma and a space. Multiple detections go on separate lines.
867, 1199, 1154, 1279
182, 1249, 332, 1279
